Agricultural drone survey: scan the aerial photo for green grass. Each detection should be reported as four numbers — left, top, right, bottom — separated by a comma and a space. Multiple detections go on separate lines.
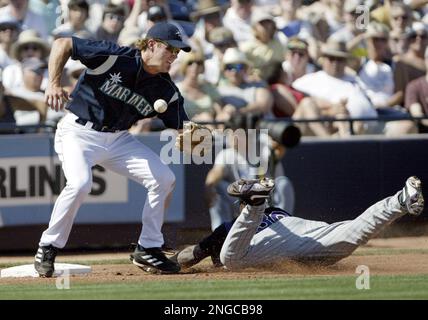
1, 275, 428, 300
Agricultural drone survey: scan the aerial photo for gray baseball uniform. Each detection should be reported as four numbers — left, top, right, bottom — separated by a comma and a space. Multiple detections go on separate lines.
220, 191, 405, 269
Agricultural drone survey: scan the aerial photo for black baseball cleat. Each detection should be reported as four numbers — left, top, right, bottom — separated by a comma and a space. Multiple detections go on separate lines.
170, 244, 211, 268
130, 245, 181, 274
401, 176, 424, 216
34, 245, 58, 278
227, 178, 275, 205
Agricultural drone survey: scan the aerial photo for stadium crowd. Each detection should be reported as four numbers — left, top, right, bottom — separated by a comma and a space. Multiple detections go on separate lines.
1, 0, 428, 136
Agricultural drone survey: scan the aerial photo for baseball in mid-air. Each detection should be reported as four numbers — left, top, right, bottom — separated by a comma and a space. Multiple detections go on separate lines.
154, 99, 168, 113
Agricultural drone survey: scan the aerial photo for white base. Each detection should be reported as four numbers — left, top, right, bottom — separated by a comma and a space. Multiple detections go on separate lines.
0, 263, 92, 278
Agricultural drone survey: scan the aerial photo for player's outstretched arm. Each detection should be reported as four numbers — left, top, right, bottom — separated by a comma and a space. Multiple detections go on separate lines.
45, 38, 73, 112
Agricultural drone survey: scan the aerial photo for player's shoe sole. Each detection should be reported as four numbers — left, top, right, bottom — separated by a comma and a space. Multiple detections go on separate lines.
403, 176, 424, 216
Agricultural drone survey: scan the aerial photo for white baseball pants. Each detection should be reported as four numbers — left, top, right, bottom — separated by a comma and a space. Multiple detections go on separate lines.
220, 191, 406, 269
39, 113, 175, 249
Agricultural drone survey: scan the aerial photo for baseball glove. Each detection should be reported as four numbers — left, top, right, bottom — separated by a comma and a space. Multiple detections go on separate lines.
175, 122, 212, 156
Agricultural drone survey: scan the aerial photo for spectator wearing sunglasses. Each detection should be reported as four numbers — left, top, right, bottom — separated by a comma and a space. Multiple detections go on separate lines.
392, 22, 428, 108
240, 11, 285, 82
177, 51, 224, 123
2, 29, 49, 92
0, 16, 20, 69
95, 2, 127, 42
9, 57, 50, 127
282, 37, 316, 83
204, 26, 238, 85
218, 47, 273, 118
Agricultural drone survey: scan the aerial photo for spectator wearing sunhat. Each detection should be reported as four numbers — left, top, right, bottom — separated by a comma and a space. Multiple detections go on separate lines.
218, 47, 273, 117
282, 37, 316, 83
0, 16, 21, 69
204, 26, 238, 85
2, 29, 49, 92
190, 0, 225, 57
240, 11, 285, 82
292, 40, 378, 136
51, 0, 94, 40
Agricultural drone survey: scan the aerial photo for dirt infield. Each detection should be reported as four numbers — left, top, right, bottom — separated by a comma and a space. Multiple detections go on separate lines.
1, 237, 428, 285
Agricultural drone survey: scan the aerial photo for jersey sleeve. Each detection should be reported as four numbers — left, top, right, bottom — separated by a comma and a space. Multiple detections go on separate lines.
71, 36, 137, 70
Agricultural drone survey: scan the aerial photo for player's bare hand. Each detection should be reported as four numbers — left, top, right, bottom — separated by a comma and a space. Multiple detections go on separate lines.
45, 84, 70, 112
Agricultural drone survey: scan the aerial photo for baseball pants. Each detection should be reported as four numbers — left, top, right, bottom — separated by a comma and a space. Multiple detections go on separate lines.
39, 113, 175, 249
220, 191, 406, 269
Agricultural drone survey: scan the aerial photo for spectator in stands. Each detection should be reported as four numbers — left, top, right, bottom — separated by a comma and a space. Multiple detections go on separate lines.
388, 3, 413, 55
190, 0, 225, 57
240, 11, 285, 82
204, 26, 237, 85
2, 29, 49, 92
282, 37, 316, 83
267, 62, 304, 118
292, 40, 378, 136
223, 0, 254, 44
177, 51, 224, 122
405, 47, 428, 133
51, 0, 93, 40
275, 0, 314, 42
390, 2, 413, 35
95, 2, 127, 42
299, 0, 345, 36
217, 47, 273, 118
0, 0, 49, 40
0, 16, 21, 69
0, 59, 49, 131
329, 0, 367, 71
358, 22, 416, 136
11, 57, 48, 125
393, 22, 428, 108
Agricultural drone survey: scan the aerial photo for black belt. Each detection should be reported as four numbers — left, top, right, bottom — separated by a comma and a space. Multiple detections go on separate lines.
75, 118, 122, 133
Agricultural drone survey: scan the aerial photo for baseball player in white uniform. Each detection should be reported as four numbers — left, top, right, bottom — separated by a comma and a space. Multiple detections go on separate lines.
34, 23, 192, 277
173, 176, 424, 270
